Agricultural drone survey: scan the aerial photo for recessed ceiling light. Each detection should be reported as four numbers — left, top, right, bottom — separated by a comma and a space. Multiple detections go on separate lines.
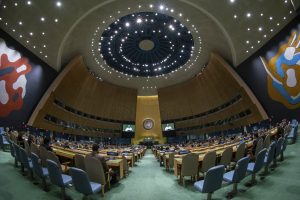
269, 16, 273, 20
54, 18, 58, 23
230, 0, 235, 3
41, 17, 45, 21
258, 27, 262, 31
234, 15, 237, 19
42, 32, 45, 35
29, 32, 33, 36
159, 5, 164, 10
19, 35, 22, 38
18, 21, 23, 25
246, 12, 251, 18
136, 18, 142, 23
14, 2, 18, 6
247, 28, 251, 31
149, 4, 153, 8
56, 1, 62, 7
260, 13, 263, 16
125, 22, 130, 27
27, 1, 32, 5
246, 40, 250, 44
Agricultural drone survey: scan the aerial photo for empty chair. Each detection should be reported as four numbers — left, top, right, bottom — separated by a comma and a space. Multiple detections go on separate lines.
194, 165, 225, 200
180, 153, 199, 186
31, 143, 40, 156
254, 138, 264, 158
234, 142, 246, 162
69, 167, 101, 198
84, 155, 110, 195
280, 136, 288, 161
122, 155, 129, 177
13, 143, 23, 171
31, 152, 49, 191
47, 151, 68, 172
223, 156, 250, 197
74, 154, 85, 171
273, 137, 283, 167
200, 151, 217, 175
219, 147, 233, 170
164, 152, 175, 171
46, 159, 72, 199
19, 147, 33, 179
39, 146, 48, 167
263, 134, 271, 148
0, 134, 9, 151
262, 142, 276, 175
24, 140, 31, 156
246, 148, 267, 186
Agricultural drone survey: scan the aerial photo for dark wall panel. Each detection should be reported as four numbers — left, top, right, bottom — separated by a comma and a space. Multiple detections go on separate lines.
0, 29, 57, 126
237, 16, 300, 122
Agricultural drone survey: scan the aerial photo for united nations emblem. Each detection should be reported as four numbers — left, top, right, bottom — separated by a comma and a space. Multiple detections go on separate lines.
260, 31, 300, 109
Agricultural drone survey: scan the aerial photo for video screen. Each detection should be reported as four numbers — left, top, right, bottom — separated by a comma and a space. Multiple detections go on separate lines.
122, 124, 135, 132
161, 123, 175, 131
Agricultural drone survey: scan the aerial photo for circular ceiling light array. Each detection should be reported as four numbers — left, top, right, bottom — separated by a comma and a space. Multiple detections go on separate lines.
90, 4, 202, 82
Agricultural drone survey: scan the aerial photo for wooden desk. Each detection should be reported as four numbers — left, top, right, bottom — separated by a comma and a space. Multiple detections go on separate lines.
107, 159, 124, 179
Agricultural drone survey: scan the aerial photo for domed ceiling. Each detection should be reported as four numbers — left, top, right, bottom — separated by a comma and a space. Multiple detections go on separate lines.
0, 0, 299, 95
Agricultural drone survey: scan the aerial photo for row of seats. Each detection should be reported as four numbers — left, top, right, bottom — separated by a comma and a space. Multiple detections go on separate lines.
193, 136, 287, 200
287, 119, 298, 143
5, 136, 129, 199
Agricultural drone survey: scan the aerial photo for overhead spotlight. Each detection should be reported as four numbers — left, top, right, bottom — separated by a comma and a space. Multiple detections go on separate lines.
136, 18, 142, 23
56, 1, 62, 7
246, 12, 251, 18
125, 22, 130, 27
159, 5, 164, 10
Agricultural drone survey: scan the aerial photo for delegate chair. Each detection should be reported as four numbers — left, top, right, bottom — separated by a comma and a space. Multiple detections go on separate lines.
24, 140, 31, 156
246, 148, 267, 186
219, 147, 233, 170
194, 165, 225, 200
74, 154, 85, 171
47, 151, 69, 173
9, 142, 17, 167
122, 155, 129, 177
165, 152, 175, 171
0, 134, 9, 151
234, 142, 246, 162
31, 152, 49, 191
223, 156, 250, 197
273, 137, 283, 168
200, 151, 217, 176
46, 160, 72, 199
280, 136, 288, 161
69, 167, 102, 198
31, 143, 40, 157
264, 134, 271, 148
39, 146, 48, 167
262, 142, 276, 175
13, 143, 23, 171
84, 155, 110, 195
19, 147, 33, 179
180, 153, 199, 186
254, 138, 264, 159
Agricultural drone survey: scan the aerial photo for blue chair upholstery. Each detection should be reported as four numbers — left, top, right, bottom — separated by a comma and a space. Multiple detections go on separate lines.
194, 165, 225, 200
247, 148, 267, 185
273, 137, 283, 167
263, 142, 276, 175
280, 136, 288, 161
13, 143, 22, 170
69, 167, 101, 196
46, 159, 72, 198
19, 147, 33, 178
31, 152, 49, 190
223, 156, 250, 196
0, 134, 9, 151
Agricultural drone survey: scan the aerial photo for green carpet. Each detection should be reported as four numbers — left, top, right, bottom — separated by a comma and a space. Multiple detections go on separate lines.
0, 131, 299, 200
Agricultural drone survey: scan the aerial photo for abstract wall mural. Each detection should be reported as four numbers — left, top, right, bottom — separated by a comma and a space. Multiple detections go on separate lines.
0, 30, 57, 127
260, 31, 300, 109
0, 38, 32, 117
